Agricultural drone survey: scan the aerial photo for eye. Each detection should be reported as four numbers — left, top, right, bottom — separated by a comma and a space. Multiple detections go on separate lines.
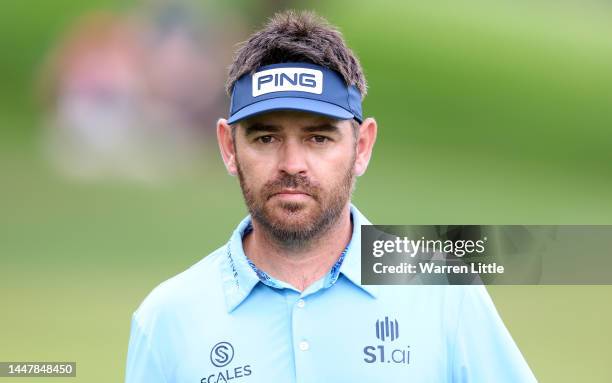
256, 135, 276, 144
311, 135, 330, 144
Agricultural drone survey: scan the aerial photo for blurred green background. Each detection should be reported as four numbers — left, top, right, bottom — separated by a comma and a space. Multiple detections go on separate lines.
1, 0, 611, 382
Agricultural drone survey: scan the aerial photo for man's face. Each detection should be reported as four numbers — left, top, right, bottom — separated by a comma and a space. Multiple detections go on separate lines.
233, 111, 357, 248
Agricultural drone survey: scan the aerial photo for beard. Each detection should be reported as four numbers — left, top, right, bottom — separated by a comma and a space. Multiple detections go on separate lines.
236, 156, 355, 250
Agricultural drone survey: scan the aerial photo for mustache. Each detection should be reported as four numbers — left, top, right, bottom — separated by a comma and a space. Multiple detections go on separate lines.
264, 173, 319, 199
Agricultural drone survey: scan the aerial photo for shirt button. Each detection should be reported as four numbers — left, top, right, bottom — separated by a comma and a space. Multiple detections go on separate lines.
298, 340, 310, 351
296, 299, 305, 308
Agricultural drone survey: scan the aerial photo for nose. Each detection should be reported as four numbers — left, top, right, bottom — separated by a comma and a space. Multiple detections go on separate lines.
277, 138, 308, 175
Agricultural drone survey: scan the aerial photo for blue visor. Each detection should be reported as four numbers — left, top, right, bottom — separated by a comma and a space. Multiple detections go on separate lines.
228, 62, 362, 125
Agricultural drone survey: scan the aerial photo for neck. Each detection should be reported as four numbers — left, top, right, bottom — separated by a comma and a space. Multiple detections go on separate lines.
243, 204, 353, 292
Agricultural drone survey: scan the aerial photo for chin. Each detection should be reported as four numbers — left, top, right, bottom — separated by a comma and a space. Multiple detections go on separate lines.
267, 201, 319, 225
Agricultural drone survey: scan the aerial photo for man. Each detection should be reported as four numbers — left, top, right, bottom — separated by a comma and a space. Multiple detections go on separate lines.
125, 10, 537, 382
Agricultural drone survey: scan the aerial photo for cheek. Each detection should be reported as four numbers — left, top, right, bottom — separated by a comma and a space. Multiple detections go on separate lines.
238, 154, 274, 187
313, 153, 354, 184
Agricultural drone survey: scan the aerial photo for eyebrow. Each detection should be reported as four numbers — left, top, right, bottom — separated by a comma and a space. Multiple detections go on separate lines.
243, 122, 340, 136
243, 123, 281, 136
302, 123, 341, 134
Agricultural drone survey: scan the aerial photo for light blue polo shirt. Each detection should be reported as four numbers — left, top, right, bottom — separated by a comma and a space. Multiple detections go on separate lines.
125, 204, 537, 383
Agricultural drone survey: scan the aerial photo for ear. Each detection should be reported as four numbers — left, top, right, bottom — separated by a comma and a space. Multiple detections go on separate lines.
216, 118, 238, 176
354, 117, 378, 177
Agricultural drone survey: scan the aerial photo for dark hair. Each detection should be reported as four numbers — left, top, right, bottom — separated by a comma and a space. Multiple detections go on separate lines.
226, 10, 367, 98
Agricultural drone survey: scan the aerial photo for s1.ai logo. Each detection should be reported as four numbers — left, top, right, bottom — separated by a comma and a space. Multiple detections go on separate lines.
363, 317, 411, 365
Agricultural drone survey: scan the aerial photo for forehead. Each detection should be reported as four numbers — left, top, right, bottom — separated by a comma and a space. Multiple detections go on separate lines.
239, 110, 350, 132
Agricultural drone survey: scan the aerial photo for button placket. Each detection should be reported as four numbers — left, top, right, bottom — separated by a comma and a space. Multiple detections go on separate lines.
291, 294, 314, 383
294, 298, 308, 353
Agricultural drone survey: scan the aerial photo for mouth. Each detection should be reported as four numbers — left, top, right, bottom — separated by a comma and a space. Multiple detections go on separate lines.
269, 189, 311, 200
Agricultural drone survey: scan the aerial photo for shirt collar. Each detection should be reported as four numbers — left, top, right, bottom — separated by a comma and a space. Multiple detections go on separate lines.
220, 203, 379, 313
241, 220, 351, 291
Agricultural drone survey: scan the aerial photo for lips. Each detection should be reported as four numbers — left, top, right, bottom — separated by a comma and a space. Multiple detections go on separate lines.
271, 189, 310, 196
268, 189, 312, 201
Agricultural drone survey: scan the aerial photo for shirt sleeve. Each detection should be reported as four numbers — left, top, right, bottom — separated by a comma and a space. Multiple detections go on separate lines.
125, 313, 168, 383
451, 285, 538, 383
